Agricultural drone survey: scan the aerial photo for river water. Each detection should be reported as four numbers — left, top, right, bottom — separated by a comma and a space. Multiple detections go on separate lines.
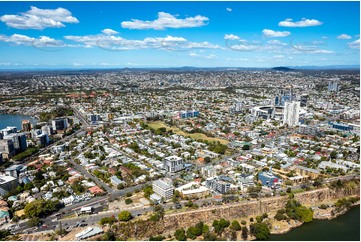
269, 205, 360, 241
0, 114, 38, 130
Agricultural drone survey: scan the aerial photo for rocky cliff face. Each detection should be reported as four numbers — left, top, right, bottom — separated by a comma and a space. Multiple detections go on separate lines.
114, 185, 360, 240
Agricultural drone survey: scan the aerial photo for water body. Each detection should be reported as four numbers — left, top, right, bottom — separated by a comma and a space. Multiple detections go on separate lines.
0, 114, 38, 130
269, 205, 360, 241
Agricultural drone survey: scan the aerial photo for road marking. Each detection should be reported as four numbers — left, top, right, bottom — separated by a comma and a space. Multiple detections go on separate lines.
70, 198, 108, 211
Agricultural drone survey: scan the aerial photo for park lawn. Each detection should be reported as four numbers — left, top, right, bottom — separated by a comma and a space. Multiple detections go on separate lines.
148, 121, 228, 145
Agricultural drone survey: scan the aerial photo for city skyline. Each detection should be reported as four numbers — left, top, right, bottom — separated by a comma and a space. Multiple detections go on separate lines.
0, 1, 360, 69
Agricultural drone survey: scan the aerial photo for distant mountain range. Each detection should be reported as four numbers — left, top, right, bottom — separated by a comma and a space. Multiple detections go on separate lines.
271, 67, 295, 72
0, 65, 359, 72
283, 65, 360, 70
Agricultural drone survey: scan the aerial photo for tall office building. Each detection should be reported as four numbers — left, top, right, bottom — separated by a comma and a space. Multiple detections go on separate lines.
0, 127, 17, 137
328, 80, 339, 92
0, 139, 15, 159
152, 178, 174, 200
89, 114, 101, 122
274, 95, 280, 106
22, 120, 32, 132
300, 94, 308, 107
41, 125, 53, 135
283, 101, 300, 127
4, 133, 27, 153
52, 118, 68, 131
0, 175, 18, 196
275, 89, 295, 106
164, 156, 184, 173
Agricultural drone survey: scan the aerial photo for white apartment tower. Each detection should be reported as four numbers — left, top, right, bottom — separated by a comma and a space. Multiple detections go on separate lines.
152, 178, 174, 200
283, 101, 300, 127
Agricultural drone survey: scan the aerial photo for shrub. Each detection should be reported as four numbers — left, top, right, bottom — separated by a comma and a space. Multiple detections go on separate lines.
319, 204, 328, 210
230, 220, 242, 231
118, 211, 132, 221
149, 235, 166, 241
174, 228, 186, 241
212, 218, 230, 235
250, 222, 270, 240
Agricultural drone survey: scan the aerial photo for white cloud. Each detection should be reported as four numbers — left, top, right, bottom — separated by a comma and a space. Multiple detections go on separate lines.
189, 52, 216, 59
267, 40, 287, 45
224, 34, 240, 40
337, 34, 351, 39
348, 39, 360, 49
227, 44, 261, 51
322, 36, 328, 39
225, 58, 249, 62
64, 33, 219, 51
311, 49, 335, 54
226, 8, 232, 12
162, 35, 187, 42
278, 18, 322, 27
273, 55, 285, 59
0, 34, 64, 48
0, 6, 79, 30
262, 29, 290, 38
121, 12, 208, 30
101, 29, 119, 35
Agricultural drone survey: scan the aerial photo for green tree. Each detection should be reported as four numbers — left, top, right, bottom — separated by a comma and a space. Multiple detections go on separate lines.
101, 230, 116, 241
313, 176, 324, 187
202, 224, 209, 235
212, 218, 230, 235
186, 226, 202, 239
250, 222, 270, 240
142, 185, 153, 199
71, 183, 86, 194
174, 228, 187, 241
125, 198, 133, 205
118, 211, 132, 221
319, 204, 328, 210
330, 151, 337, 159
0, 230, 10, 240
274, 211, 286, 221
27, 217, 41, 227
230, 220, 241, 231
24, 200, 60, 218
203, 232, 218, 241
204, 156, 212, 164
149, 235, 166, 241
99, 216, 116, 225
296, 206, 313, 223
241, 226, 248, 240
256, 215, 263, 223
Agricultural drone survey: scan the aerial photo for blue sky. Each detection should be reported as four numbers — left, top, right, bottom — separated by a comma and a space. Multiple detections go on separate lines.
0, 1, 359, 69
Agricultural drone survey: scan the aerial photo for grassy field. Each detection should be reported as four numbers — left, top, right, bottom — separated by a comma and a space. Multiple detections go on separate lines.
148, 121, 228, 145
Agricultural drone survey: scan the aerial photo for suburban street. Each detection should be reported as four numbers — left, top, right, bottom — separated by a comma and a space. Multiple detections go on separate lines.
67, 158, 113, 193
